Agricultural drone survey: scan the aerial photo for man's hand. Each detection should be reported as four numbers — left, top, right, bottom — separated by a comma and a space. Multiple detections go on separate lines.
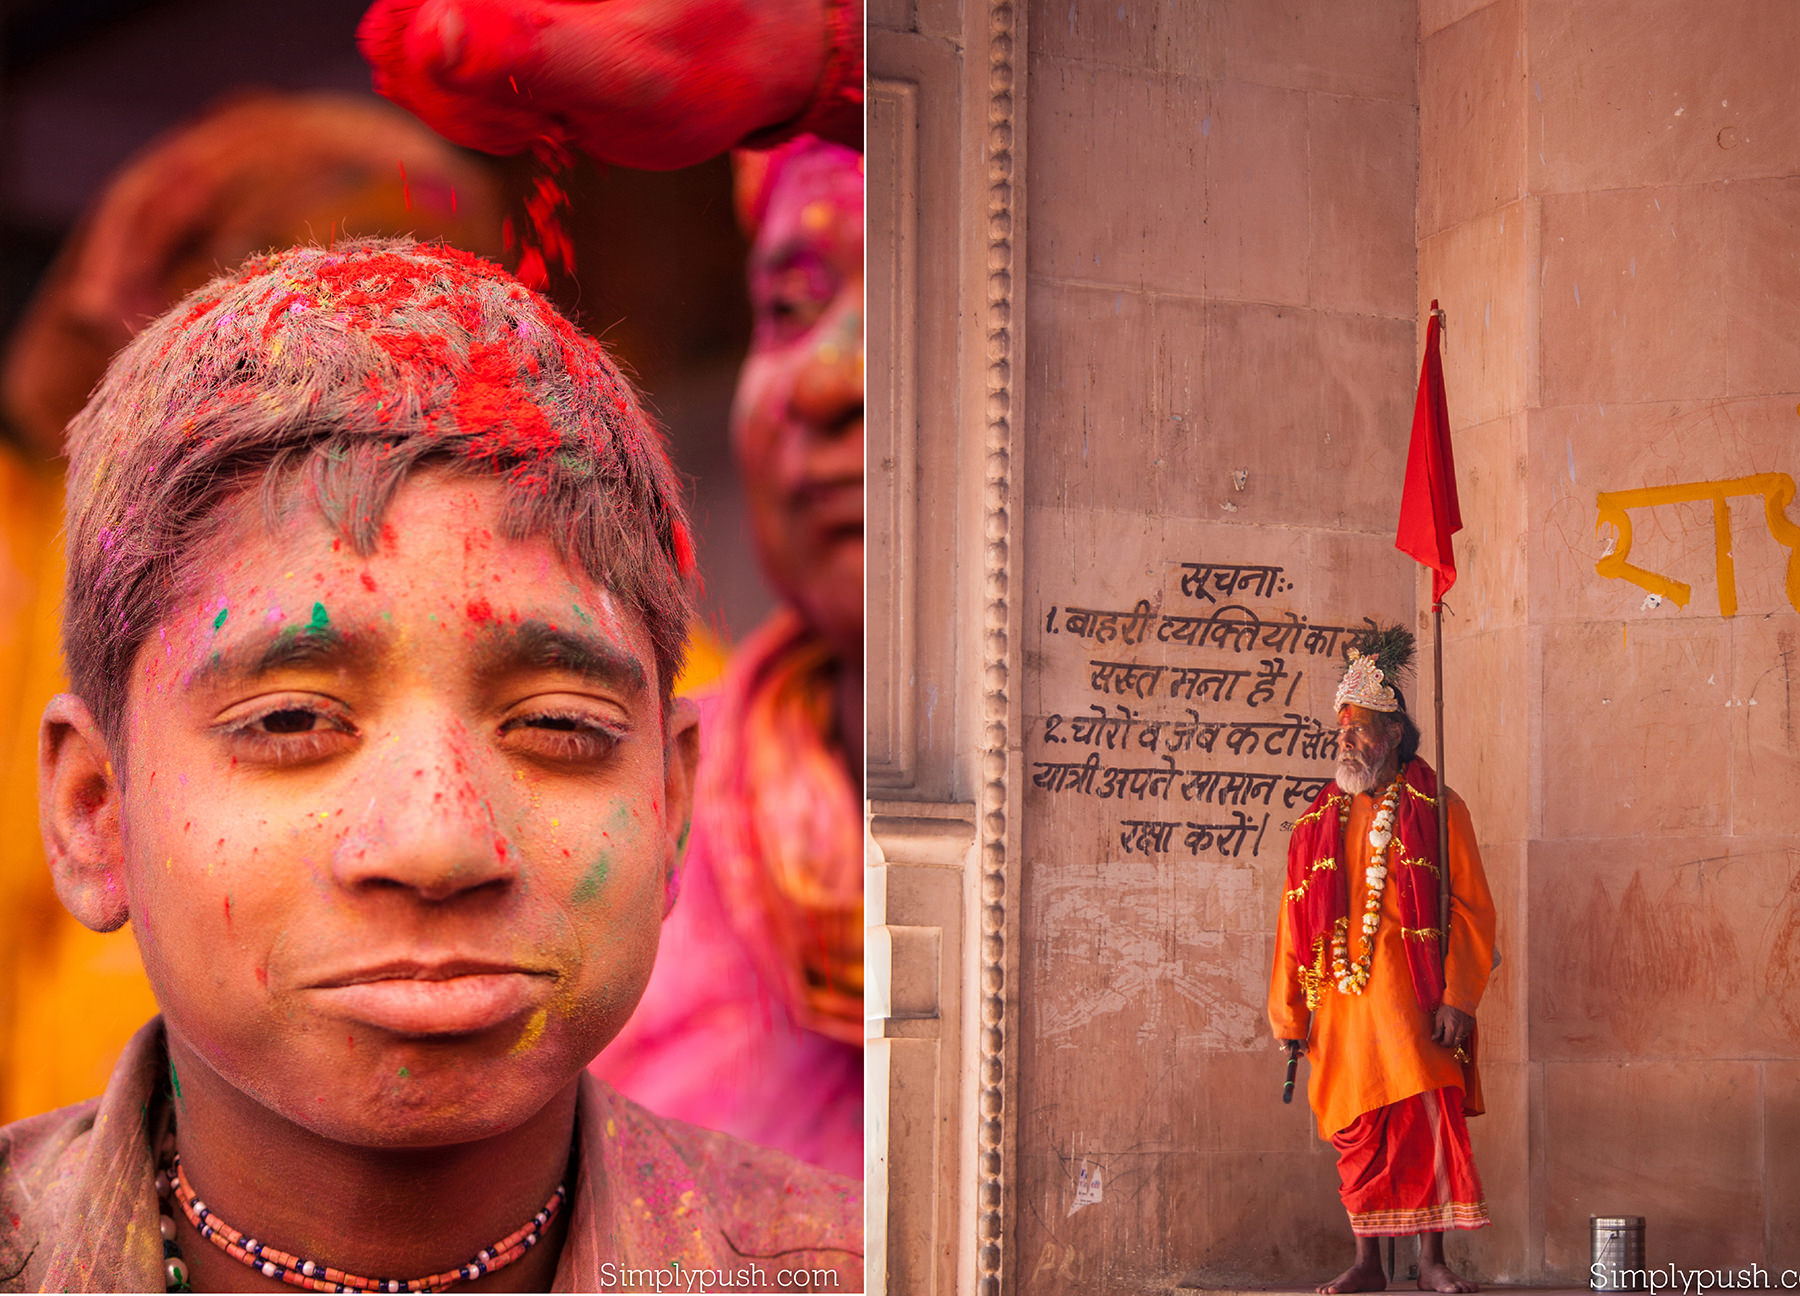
1431, 1004, 1474, 1050
359, 0, 827, 167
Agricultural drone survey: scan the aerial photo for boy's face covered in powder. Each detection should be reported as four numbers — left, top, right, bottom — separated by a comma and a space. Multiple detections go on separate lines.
53, 471, 694, 1146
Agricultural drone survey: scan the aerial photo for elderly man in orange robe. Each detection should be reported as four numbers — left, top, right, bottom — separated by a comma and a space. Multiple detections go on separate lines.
1269, 630, 1497, 1294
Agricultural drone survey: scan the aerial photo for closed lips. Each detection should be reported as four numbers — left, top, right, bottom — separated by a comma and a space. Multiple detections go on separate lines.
306, 960, 553, 1035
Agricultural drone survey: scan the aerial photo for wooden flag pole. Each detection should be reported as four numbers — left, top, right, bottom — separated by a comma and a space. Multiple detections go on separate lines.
1435, 599, 1450, 966
1429, 301, 1453, 973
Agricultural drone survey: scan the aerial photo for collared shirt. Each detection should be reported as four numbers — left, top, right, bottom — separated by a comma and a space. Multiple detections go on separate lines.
0, 1019, 861, 1292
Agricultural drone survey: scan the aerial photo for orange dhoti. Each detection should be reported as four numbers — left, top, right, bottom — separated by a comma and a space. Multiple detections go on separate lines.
1330, 1086, 1490, 1237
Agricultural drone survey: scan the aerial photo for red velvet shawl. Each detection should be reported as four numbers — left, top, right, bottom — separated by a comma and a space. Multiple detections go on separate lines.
1284, 757, 1445, 1013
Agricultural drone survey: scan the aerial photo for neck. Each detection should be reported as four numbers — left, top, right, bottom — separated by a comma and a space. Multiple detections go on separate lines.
167, 1031, 575, 1294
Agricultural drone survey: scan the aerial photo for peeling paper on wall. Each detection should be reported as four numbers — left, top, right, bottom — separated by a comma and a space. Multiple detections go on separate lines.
1069, 1162, 1103, 1216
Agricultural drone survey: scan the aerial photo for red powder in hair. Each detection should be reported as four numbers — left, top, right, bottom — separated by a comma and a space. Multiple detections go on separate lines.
261, 292, 311, 342
672, 520, 696, 577
420, 293, 482, 336
373, 330, 454, 369
454, 341, 560, 485
180, 296, 221, 327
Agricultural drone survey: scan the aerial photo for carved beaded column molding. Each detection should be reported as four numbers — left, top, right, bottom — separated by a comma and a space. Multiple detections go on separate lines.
972, 3, 1023, 1296
867, 0, 1023, 1292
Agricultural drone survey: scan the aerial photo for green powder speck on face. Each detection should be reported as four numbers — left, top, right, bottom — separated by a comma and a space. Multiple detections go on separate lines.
213, 607, 228, 631
398, 1067, 410, 1079
571, 855, 610, 904
309, 602, 330, 630
169, 1059, 183, 1106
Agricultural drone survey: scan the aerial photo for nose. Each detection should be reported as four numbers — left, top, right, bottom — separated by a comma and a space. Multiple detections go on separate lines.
330, 716, 518, 903
789, 300, 863, 443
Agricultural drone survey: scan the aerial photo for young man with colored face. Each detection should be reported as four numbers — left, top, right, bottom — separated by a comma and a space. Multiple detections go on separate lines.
3, 238, 859, 1292
1269, 635, 1497, 1294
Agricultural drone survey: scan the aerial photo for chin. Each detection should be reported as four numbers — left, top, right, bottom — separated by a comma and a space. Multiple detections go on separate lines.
1336, 762, 1375, 796
225, 1024, 591, 1149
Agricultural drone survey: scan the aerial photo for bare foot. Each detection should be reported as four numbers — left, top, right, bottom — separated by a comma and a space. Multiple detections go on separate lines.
1416, 1261, 1478, 1293
1318, 1259, 1387, 1294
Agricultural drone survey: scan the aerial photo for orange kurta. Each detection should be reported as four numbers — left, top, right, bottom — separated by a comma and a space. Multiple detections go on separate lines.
1268, 787, 1496, 1138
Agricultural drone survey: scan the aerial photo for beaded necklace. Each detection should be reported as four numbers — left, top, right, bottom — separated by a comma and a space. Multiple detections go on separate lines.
154, 1145, 565, 1293
1328, 775, 1402, 995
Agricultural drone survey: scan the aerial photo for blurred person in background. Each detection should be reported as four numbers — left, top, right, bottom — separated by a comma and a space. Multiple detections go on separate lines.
360, 0, 865, 1175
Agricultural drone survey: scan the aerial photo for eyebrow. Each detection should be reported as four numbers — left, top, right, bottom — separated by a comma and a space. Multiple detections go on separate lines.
186, 617, 648, 698
188, 622, 353, 690
472, 619, 648, 697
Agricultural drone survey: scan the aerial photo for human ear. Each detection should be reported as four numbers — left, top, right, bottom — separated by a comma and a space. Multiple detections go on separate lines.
39, 693, 129, 932
660, 696, 700, 916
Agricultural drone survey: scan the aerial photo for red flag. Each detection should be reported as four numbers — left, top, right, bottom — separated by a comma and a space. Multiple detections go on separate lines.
1395, 300, 1462, 608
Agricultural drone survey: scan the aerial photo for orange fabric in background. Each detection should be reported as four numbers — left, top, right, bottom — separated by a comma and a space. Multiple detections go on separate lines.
1269, 788, 1495, 1138
1332, 1086, 1490, 1236
0, 450, 160, 1125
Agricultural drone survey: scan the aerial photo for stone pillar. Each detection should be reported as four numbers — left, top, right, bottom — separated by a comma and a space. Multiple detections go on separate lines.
1416, 0, 1534, 1278
868, 1, 1027, 1292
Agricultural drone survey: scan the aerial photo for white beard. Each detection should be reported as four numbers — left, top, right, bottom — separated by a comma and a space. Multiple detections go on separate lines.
1336, 735, 1398, 796
1335, 756, 1377, 796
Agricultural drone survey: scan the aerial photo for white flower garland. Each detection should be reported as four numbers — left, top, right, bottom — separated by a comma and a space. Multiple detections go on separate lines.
1330, 777, 1402, 995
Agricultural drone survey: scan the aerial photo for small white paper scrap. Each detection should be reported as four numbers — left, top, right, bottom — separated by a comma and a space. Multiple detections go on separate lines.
1069, 1162, 1103, 1215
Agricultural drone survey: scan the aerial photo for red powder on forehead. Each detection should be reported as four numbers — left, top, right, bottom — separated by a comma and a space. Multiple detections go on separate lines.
467, 596, 495, 623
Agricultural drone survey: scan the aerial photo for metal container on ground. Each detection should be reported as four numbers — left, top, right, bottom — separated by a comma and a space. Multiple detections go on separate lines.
1591, 1216, 1646, 1291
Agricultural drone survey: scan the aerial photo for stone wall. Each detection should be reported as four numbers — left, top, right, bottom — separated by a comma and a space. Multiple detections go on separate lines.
1421, 0, 1800, 1279
1015, 3, 1423, 1287
872, 1, 1800, 1289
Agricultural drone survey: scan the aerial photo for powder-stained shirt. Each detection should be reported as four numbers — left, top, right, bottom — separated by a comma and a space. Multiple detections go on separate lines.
1268, 788, 1497, 1138
0, 1018, 861, 1292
